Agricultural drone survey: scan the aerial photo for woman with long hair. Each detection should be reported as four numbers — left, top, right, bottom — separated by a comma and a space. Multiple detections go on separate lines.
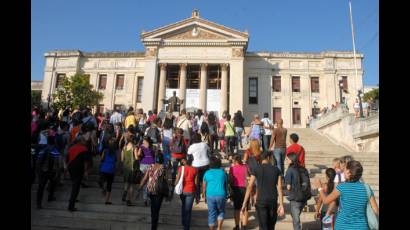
138, 136, 156, 206
121, 134, 138, 206
315, 168, 338, 227
229, 155, 249, 230
243, 139, 262, 207
207, 112, 218, 154
314, 160, 379, 230
98, 138, 117, 205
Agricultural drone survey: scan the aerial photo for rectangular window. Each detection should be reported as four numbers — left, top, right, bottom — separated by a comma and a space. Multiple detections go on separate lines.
137, 76, 143, 102
114, 104, 123, 112
166, 65, 179, 89
311, 77, 320, 93
292, 76, 300, 92
272, 76, 281, 92
272, 107, 281, 124
97, 104, 104, 114
292, 108, 301, 125
207, 65, 221, 89
98, 74, 107, 90
249, 77, 258, 104
55, 73, 66, 88
342, 76, 348, 92
187, 65, 200, 89
116, 75, 124, 90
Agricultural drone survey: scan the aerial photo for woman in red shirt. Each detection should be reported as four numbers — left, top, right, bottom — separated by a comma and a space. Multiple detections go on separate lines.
175, 155, 198, 230
171, 128, 187, 184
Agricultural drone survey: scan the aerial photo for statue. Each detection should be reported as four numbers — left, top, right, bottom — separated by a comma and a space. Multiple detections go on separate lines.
162, 91, 184, 113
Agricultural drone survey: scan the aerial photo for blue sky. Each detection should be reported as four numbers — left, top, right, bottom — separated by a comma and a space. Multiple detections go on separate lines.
31, 0, 378, 86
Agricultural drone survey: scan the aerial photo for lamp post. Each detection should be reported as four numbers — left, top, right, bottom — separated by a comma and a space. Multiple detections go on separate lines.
47, 94, 51, 110
358, 90, 364, 118
313, 99, 318, 118
338, 76, 344, 104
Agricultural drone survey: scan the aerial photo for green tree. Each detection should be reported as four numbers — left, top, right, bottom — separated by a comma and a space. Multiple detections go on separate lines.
31, 90, 42, 108
52, 74, 103, 111
363, 88, 379, 102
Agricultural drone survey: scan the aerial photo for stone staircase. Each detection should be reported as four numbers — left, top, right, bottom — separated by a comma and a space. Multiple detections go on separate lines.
31, 128, 379, 230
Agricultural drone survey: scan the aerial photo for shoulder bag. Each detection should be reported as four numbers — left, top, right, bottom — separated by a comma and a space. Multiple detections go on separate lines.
364, 183, 379, 230
174, 166, 185, 195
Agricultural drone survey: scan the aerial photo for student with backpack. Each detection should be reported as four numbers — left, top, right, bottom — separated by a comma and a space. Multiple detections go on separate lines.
170, 128, 187, 184
36, 135, 61, 209
138, 154, 169, 230
285, 152, 312, 230
98, 138, 117, 205
145, 118, 162, 146
138, 136, 157, 206
286, 133, 306, 167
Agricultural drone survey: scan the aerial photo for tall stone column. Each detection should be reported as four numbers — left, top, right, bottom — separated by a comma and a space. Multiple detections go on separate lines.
220, 63, 228, 114
157, 63, 167, 112
179, 63, 187, 110
199, 63, 208, 111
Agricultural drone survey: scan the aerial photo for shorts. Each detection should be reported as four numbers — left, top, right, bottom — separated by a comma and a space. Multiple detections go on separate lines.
232, 186, 250, 210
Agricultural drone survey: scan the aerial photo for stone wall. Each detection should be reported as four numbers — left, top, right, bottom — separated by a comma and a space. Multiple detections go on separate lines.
310, 105, 379, 152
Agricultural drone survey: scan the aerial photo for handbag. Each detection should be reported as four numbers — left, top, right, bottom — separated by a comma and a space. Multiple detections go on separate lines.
174, 166, 184, 195
364, 184, 379, 230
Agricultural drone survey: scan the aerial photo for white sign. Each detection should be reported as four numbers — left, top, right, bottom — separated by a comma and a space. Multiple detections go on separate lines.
185, 89, 200, 111
207, 89, 220, 115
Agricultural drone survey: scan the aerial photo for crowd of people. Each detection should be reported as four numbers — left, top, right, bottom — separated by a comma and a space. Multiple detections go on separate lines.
31, 105, 379, 230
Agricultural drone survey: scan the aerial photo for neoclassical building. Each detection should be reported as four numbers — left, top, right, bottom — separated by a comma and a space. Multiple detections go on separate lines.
41, 10, 363, 128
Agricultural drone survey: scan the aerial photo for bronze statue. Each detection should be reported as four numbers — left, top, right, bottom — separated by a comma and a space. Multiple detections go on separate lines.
162, 91, 184, 113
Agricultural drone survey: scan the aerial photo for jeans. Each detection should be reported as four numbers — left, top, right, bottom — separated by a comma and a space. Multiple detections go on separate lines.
194, 165, 209, 199
37, 171, 57, 206
206, 196, 226, 227
149, 194, 164, 230
235, 127, 244, 151
209, 134, 218, 154
262, 135, 271, 152
68, 173, 83, 209
273, 148, 286, 176
162, 139, 171, 167
290, 200, 305, 230
224, 136, 235, 156
171, 158, 183, 184
180, 193, 195, 230
255, 201, 278, 230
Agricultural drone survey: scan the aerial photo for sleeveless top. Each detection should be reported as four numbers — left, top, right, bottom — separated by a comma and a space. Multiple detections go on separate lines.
250, 124, 262, 140
146, 165, 166, 195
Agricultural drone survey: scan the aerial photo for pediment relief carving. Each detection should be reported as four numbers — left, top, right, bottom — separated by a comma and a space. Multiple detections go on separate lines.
160, 26, 229, 40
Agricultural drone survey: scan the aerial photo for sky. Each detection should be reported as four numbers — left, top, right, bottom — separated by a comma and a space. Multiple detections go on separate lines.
31, 0, 379, 86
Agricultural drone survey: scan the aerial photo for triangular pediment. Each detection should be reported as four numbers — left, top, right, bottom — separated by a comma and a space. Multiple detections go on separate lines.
141, 15, 248, 42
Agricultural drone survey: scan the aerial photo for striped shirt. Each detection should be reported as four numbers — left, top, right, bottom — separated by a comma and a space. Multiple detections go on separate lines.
335, 182, 374, 230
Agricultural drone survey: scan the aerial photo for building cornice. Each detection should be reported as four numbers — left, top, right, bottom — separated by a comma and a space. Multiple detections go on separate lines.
245, 51, 364, 59
44, 50, 145, 58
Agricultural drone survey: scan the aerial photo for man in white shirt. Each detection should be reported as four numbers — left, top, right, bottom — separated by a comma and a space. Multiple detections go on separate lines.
176, 109, 192, 146
261, 112, 273, 152
109, 109, 123, 125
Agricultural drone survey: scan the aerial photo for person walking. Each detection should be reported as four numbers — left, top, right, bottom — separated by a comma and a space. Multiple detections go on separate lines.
285, 152, 311, 230
138, 154, 169, 230
241, 151, 285, 230
121, 134, 139, 206
175, 155, 198, 230
247, 114, 263, 142
98, 138, 117, 205
314, 160, 379, 230
233, 110, 245, 152
176, 109, 192, 146
261, 112, 273, 152
269, 118, 287, 176
286, 133, 306, 167
229, 155, 249, 230
315, 168, 338, 228
162, 117, 174, 168
202, 156, 228, 230
218, 112, 227, 156
224, 114, 236, 159
138, 136, 157, 206
170, 128, 187, 184
207, 112, 218, 154
187, 133, 210, 202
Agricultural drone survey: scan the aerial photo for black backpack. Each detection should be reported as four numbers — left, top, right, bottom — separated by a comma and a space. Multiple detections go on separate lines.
146, 127, 161, 144
293, 167, 312, 202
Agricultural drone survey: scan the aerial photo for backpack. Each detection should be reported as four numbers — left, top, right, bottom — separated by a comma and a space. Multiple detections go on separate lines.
250, 124, 261, 140
100, 149, 116, 174
155, 169, 170, 197
293, 167, 312, 202
146, 127, 161, 144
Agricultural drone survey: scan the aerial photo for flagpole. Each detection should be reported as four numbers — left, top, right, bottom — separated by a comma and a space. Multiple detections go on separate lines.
348, 0, 361, 92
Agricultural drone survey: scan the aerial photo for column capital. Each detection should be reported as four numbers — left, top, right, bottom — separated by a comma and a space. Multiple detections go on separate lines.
200, 63, 208, 70
179, 63, 188, 70
221, 63, 229, 71
159, 63, 167, 70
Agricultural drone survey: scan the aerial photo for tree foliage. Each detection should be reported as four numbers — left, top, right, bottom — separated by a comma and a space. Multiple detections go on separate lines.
52, 74, 103, 111
363, 88, 379, 102
31, 91, 42, 108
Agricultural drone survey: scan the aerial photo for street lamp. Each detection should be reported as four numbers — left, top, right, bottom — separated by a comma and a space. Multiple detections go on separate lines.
338, 76, 344, 104
358, 90, 364, 118
313, 99, 318, 118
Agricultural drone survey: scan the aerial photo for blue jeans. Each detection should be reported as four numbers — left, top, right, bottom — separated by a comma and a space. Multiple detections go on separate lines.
235, 127, 244, 151
162, 138, 171, 167
290, 200, 305, 230
206, 196, 226, 227
273, 148, 286, 176
180, 193, 195, 230
262, 135, 271, 152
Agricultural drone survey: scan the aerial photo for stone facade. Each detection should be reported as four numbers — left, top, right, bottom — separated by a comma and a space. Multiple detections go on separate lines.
41, 10, 363, 127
